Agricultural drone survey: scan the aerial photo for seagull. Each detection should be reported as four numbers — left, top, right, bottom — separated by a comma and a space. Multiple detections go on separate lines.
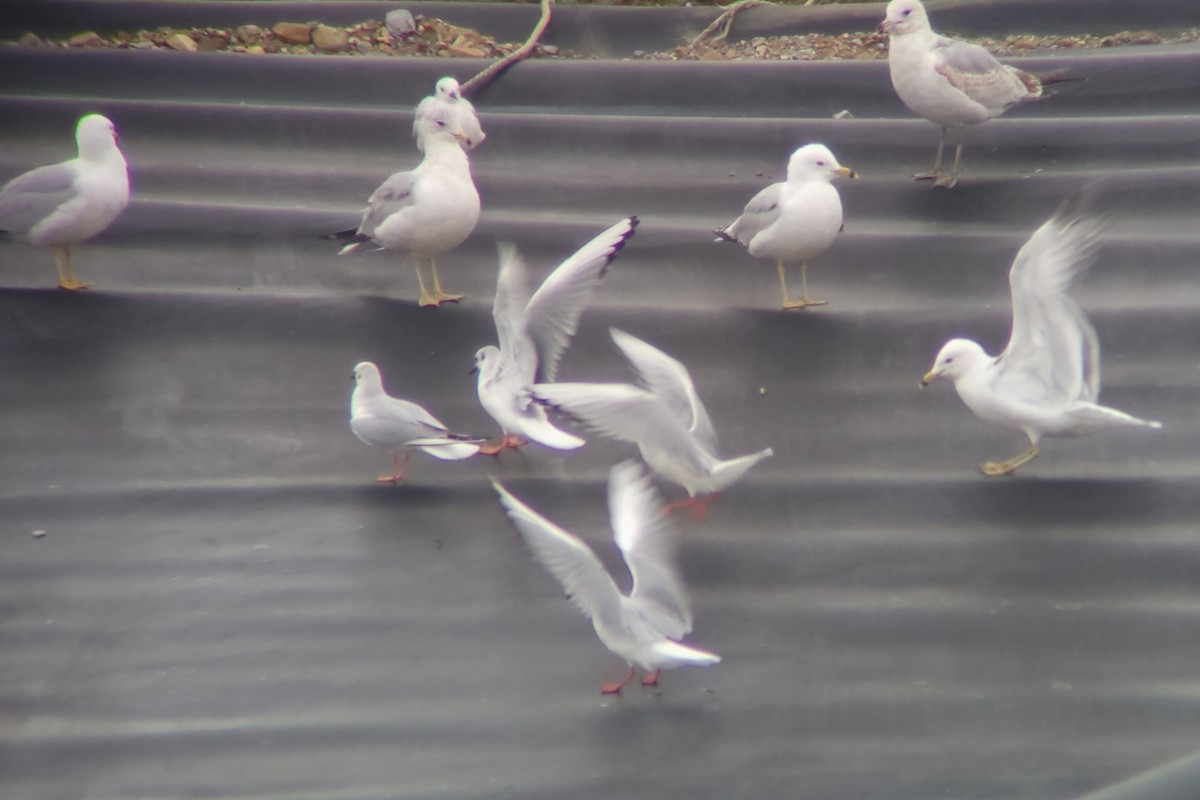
415, 77, 485, 152
493, 460, 721, 694
338, 102, 480, 307
472, 217, 639, 455
920, 204, 1161, 476
533, 328, 774, 520
715, 144, 857, 310
350, 361, 483, 482
880, 0, 1069, 188
0, 113, 129, 290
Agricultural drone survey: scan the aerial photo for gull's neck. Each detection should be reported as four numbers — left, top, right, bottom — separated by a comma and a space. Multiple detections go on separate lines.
421, 136, 471, 169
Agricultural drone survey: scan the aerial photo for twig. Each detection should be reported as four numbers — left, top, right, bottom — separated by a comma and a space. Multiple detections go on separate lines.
687, 0, 773, 53
460, 0, 554, 97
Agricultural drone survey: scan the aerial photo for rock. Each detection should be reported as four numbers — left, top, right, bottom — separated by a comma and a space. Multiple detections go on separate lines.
312, 24, 351, 52
354, 38, 372, 53
67, 31, 102, 47
166, 33, 198, 52
272, 21, 312, 45
448, 38, 486, 58
385, 9, 416, 37
19, 32, 45, 46
235, 24, 263, 43
195, 35, 226, 52
244, 45, 266, 54
541, 44, 559, 56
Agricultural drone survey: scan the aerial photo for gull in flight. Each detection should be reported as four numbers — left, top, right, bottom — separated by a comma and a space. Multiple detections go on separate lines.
415, 77, 485, 152
473, 217, 639, 455
921, 203, 1161, 476
880, 0, 1070, 188
0, 114, 129, 290
533, 328, 773, 520
337, 103, 480, 307
493, 460, 720, 694
715, 143, 857, 310
350, 361, 482, 482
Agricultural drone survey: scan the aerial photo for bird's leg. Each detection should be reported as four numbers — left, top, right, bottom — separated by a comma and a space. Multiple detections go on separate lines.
414, 258, 438, 308
914, 126, 947, 181
980, 443, 1039, 477
53, 246, 88, 291
934, 129, 963, 189
780, 261, 825, 310
600, 665, 636, 694
640, 670, 661, 687
478, 435, 529, 456
662, 492, 720, 522
376, 451, 410, 483
423, 257, 464, 307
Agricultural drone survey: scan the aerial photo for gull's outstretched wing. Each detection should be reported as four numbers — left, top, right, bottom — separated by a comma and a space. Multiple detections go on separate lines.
531, 382, 661, 445
716, 182, 782, 246
996, 211, 1104, 405
610, 329, 718, 452
493, 480, 624, 633
524, 217, 639, 382
608, 461, 692, 639
492, 243, 536, 368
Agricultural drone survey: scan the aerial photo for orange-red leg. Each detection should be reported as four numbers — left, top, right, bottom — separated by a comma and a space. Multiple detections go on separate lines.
600, 666, 635, 694
478, 435, 529, 456
640, 670, 661, 687
662, 492, 720, 522
376, 451, 410, 483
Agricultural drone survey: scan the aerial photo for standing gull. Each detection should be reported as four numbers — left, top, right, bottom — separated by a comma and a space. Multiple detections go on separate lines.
0, 114, 129, 290
350, 361, 483, 482
415, 77, 485, 152
880, 0, 1067, 188
921, 205, 1161, 476
715, 144, 857, 310
493, 461, 720, 694
473, 217, 639, 455
533, 328, 774, 520
339, 103, 480, 307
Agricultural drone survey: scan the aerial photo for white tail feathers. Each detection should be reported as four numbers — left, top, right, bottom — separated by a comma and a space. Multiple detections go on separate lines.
652, 639, 721, 666
710, 447, 774, 492
1071, 403, 1162, 433
413, 441, 482, 460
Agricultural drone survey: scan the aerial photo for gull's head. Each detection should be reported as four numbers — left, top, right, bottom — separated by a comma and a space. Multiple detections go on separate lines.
471, 345, 499, 378
414, 103, 471, 148
880, 0, 928, 35
352, 361, 383, 390
434, 77, 462, 102
77, 114, 120, 160
787, 144, 858, 183
921, 338, 986, 387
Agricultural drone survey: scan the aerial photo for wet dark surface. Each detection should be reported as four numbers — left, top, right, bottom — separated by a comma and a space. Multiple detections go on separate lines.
2, 2, 1200, 799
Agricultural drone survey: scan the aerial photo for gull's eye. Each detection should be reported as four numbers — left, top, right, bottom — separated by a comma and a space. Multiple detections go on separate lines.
902, 7, 912, 15
816, 160, 826, 166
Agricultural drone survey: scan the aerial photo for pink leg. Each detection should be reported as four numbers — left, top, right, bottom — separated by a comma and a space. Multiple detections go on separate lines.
600, 665, 635, 694
376, 451, 410, 482
640, 670, 661, 687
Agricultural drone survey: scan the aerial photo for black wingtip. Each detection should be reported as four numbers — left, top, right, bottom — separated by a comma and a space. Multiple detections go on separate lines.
320, 227, 361, 241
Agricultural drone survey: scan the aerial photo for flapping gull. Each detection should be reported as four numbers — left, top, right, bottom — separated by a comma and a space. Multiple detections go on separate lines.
493, 460, 720, 694
533, 328, 773, 520
473, 217, 639, 455
880, 0, 1068, 188
350, 361, 483, 482
920, 204, 1161, 476
0, 114, 129, 290
338, 103, 480, 307
715, 143, 857, 310
415, 77, 485, 152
